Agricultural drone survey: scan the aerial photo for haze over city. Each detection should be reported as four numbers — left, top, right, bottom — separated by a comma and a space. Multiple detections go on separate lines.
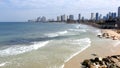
0, 0, 120, 22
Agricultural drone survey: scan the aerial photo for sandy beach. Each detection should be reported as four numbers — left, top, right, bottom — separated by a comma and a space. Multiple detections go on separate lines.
64, 29, 120, 68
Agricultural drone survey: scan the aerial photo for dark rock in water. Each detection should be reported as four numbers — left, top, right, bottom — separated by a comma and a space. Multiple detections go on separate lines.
111, 58, 119, 63
82, 60, 92, 67
102, 57, 112, 63
109, 64, 118, 68
94, 57, 102, 62
94, 57, 99, 62
90, 59, 95, 62
97, 35, 102, 38
81, 55, 120, 68
112, 56, 118, 58
99, 61, 104, 65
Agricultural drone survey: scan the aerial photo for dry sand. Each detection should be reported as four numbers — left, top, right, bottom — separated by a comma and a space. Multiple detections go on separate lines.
64, 29, 120, 68
101, 29, 120, 40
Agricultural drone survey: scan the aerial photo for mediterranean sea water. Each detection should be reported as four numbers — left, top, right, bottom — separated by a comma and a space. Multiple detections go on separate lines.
0, 22, 102, 68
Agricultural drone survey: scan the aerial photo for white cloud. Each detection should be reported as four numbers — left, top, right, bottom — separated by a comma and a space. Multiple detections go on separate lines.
6, 0, 66, 8
1, 0, 120, 10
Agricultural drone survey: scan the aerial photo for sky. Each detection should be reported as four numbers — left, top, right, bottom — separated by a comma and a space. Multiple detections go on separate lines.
0, 0, 120, 22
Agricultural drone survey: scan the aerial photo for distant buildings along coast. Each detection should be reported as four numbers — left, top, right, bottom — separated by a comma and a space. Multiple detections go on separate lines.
28, 7, 120, 29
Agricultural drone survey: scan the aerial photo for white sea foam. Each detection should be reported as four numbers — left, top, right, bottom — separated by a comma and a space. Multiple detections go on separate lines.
49, 64, 64, 68
68, 38, 91, 45
60, 64, 64, 68
57, 31, 68, 35
68, 29, 86, 32
75, 24, 88, 29
94, 30, 102, 35
45, 30, 68, 37
46, 33, 59, 37
76, 25, 82, 29
0, 62, 9, 67
0, 41, 50, 56
65, 38, 91, 62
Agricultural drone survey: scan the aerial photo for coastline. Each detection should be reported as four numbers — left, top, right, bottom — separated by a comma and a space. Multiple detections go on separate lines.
64, 29, 120, 68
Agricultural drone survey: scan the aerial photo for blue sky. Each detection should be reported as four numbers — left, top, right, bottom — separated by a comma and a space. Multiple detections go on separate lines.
0, 0, 120, 22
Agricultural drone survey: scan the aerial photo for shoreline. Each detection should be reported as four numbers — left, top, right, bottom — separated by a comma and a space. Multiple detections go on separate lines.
64, 29, 120, 68
65, 40, 91, 63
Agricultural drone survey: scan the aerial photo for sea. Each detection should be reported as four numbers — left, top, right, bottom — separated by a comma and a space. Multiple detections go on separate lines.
0, 22, 118, 68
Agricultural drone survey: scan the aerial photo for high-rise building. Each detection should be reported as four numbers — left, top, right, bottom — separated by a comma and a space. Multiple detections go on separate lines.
113, 12, 117, 18
103, 16, 107, 20
108, 12, 115, 19
69, 15, 74, 20
118, 7, 120, 18
36, 17, 41, 22
57, 16, 61, 22
111, 12, 117, 18
109, 12, 112, 17
41, 16, 46, 22
67, 16, 69, 20
106, 14, 109, 20
111, 13, 114, 18
61, 15, 66, 22
78, 14, 81, 21
61, 15, 64, 22
82, 17, 84, 22
91, 13, 94, 20
96, 13, 99, 21
99, 14, 102, 20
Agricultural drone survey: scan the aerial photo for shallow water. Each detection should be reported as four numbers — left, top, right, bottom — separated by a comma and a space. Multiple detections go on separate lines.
0, 22, 114, 68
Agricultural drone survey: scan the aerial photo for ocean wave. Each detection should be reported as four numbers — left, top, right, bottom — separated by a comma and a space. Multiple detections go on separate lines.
68, 29, 86, 32
64, 38, 91, 63
0, 62, 9, 67
75, 25, 81, 29
75, 24, 88, 29
70, 38, 91, 45
0, 41, 50, 56
92, 29, 102, 35
48, 64, 64, 68
45, 30, 68, 37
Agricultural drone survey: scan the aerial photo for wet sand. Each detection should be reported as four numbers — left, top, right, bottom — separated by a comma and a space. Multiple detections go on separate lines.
64, 29, 120, 68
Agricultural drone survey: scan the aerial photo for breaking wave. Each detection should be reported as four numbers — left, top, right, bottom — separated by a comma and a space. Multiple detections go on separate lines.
45, 30, 68, 37
68, 29, 86, 32
0, 41, 50, 56
0, 62, 9, 67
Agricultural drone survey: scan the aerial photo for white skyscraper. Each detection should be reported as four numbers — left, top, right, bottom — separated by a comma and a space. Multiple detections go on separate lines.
36, 17, 41, 22
69, 15, 74, 20
41, 16, 46, 22
78, 14, 81, 21
118, 7, 120, 18
57, 16, 61, 21
61, 15, 66, 22
91, 13, 94, 20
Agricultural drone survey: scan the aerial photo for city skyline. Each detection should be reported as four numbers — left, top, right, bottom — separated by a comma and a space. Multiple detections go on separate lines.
0, 0, 120, 22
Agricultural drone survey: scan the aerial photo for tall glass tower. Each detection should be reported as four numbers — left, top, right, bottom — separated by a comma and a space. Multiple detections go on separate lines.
96, 13, 99, 21
118, 7, 120, 18
78, 14, 81, 21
